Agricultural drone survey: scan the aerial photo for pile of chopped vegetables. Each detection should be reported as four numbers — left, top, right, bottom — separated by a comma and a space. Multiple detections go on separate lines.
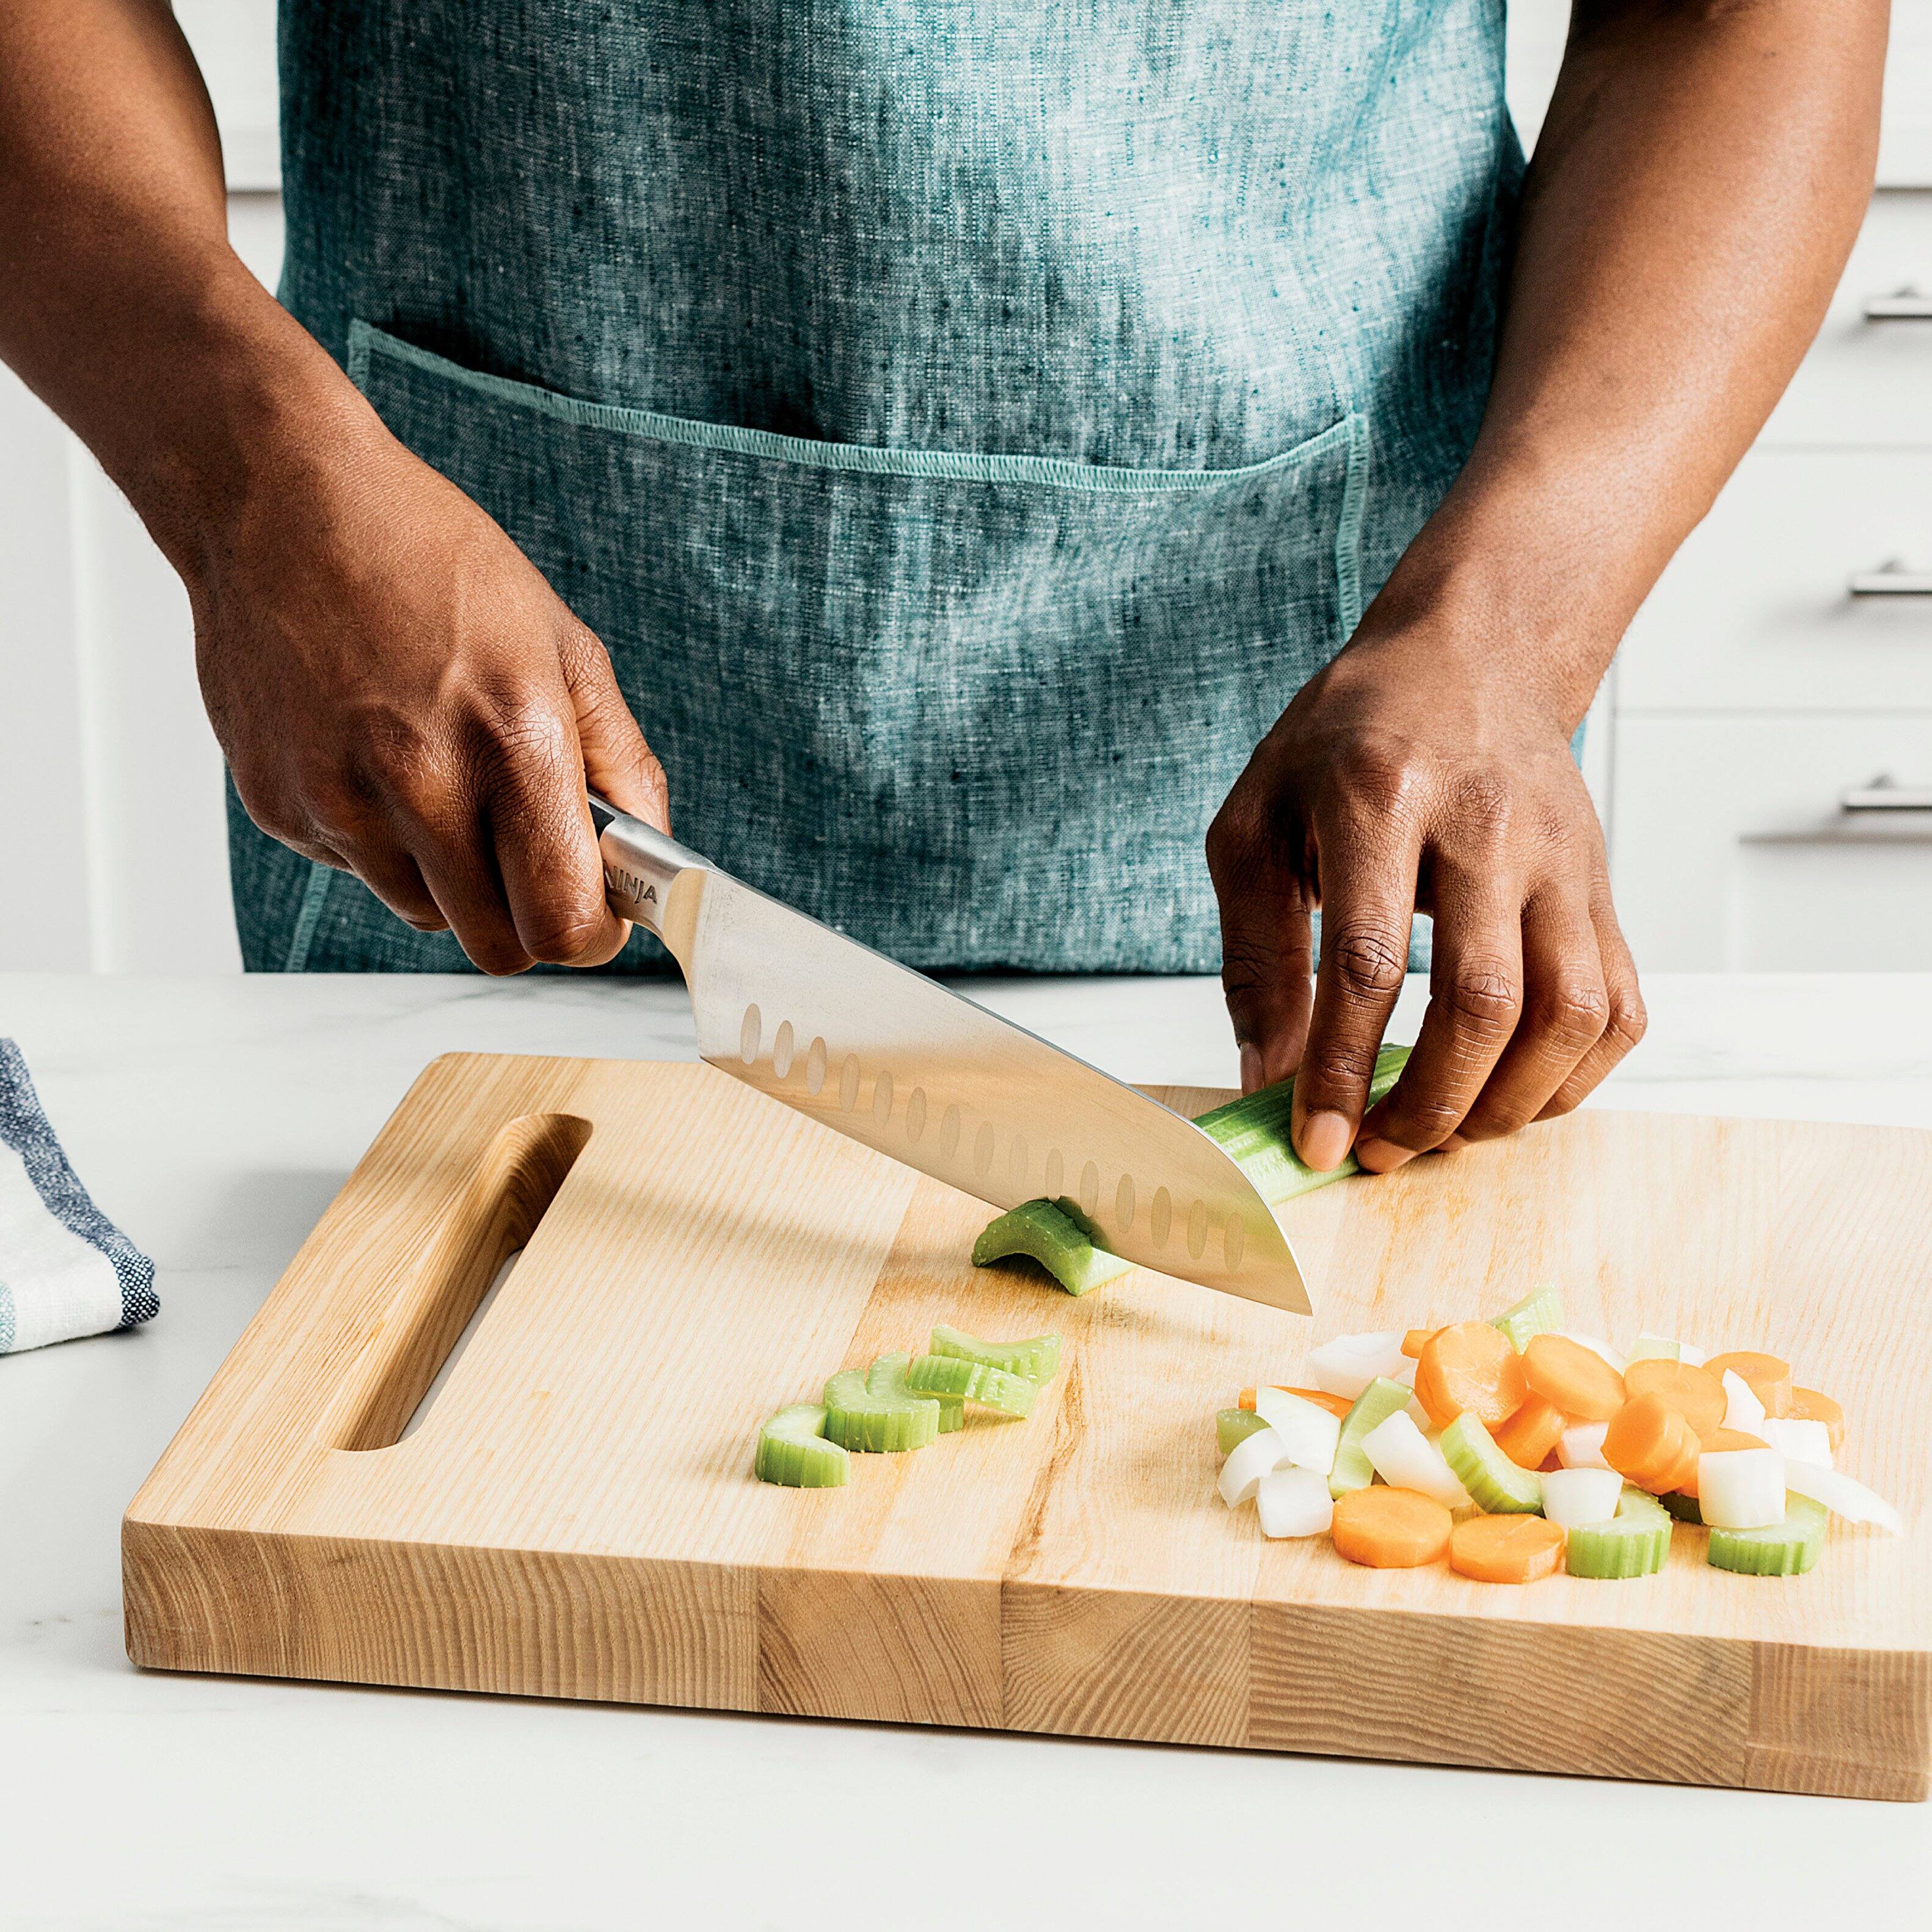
753, 1324, 1061, 1487
1216, 1289, 1901, 1580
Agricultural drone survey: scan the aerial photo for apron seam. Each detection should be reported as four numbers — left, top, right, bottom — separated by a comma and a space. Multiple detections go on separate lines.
283, 862, 337, 972
345, 320, 1355, 495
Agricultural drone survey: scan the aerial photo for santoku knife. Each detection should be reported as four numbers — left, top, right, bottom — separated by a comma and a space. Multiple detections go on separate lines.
590, 793, 1311, 1314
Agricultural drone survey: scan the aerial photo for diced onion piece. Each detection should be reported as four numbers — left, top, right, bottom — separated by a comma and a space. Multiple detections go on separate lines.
1305, 1330, 1410, 1401
1630, 1332, 1707, 1368
1219, 1426, 1290, 1507
1360, 1410, 1473, 1509
1756, 1417, 1833, 1468
1679, 1340, 1708, 1368
1557, 1420, 1613, 1471
1721, 1368, 1767, 1436
1256, 1466, 1335, 1539
1539, 1467, 1626, 1530
1559, 1332, 1628, 1376
1783, 1460, 1903, 1535
1696, 1447, 1787, 1531
1253, 1387, 1343, 1478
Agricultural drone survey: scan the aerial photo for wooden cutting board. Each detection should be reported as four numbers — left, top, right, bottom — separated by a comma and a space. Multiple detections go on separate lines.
123, 1054, 1932, 1799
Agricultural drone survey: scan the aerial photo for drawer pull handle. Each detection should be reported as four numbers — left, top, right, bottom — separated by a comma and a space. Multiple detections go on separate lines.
1841, 776, 1932, 812
1848, 562, 1932, 597
1862, 287, 1932, 321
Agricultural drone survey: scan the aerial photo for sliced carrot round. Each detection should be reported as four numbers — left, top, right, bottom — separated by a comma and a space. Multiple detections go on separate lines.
1449, 1513, 1565, 1584
1494, 1393, 1567, 1470
1238, 1385, 1354, 1418
1401, 1327, 1438, 1360
1705, 1351, 1793, 1420
1330, 1487, 1454, 1568
1603, 1391, 1700, 1493
1622, 1358, 1726, 1438
1414, 1321, 1528, 1430
1522, 1333, 1626, 1422
1790, 1386, 1845, 1453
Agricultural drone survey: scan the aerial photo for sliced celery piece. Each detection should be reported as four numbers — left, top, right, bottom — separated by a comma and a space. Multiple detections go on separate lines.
930, 1323, 1061, 1385
755, 1402, 850, 1487
1190, 1044, 1411, 1206
1707, 1496, 1828, 1577
971, 1198, 1131, 1297
1218, 1406, 1270, 1457
906, 1352, 1038, 1417
1490, 1285, 1566, 1353
822, 1364, 941, 1453
1328, 1376, 1415, 1500
1565, 1487, 1672, 1580
869, 1349, 960, 1435
1439, 1412, 1544, 1514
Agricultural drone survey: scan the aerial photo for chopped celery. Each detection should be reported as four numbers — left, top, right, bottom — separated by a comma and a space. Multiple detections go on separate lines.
1489, 1285, 1566, 1353
755, 1402, 850, 1487
822, 1363, 941, 1453
1565, 1487, 1672, 1580
1190, 1044, 1411, 1206
1660, 1490, 1704, 1524
870, 1349, 960, 1435
971, 1198, 1130, 1297
929, 1323, 1061, 1385
1327, 1376, 1414, 1500
1707, 1496, 1828, 1577
1218, 1406, 1271, 1457
906, 1352, 1038, 1417
1439, 1412, 1544, 1514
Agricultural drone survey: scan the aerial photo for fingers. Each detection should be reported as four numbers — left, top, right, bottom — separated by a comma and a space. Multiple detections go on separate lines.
563, 622, 671, 834
1449, 885, 1607, 1142
1290, 806, 1422, 1170
1206, 798, 1315, 1095
1535, 888, 1647, 1118
1355, 855, 1523, 1171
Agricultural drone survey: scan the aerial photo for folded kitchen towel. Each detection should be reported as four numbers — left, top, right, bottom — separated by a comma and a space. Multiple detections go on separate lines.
0, 1039, 156, 1354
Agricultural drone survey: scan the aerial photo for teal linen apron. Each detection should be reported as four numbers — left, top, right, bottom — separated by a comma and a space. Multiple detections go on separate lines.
241, 0, 1520, 974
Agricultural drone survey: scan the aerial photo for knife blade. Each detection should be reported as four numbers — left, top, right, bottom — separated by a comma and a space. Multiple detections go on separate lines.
589, 794, 1311, 1314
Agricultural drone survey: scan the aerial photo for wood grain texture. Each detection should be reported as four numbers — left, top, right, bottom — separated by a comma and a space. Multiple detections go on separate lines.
123, 1054, 1932, 1798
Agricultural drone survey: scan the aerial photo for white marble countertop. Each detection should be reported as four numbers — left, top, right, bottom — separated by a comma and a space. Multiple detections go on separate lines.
4, 971, 1931, 1930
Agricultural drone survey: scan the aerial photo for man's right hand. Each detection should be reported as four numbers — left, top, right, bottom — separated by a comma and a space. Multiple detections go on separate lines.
194, 413, 672, 972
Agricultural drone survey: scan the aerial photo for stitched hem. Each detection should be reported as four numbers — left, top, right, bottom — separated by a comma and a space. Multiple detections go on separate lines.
348, 320, 1354, 495
283, 863, 335, 972
1333, 411, 1370, 643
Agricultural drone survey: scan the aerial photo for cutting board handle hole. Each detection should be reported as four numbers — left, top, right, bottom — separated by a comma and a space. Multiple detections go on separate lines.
335, 1111, 593, 1452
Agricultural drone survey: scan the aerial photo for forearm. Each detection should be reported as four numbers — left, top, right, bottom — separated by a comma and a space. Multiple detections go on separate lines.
1361, 0, 1887, 724
0, 0, 366, 579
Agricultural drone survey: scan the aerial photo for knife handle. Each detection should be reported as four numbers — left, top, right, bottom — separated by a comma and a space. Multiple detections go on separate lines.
586, 789, 707, 946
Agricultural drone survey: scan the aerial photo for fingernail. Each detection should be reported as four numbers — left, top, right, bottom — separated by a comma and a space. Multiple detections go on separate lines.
1354, 1135, 1415, 1173
1239, 1043, 1263, 1095
1299, 1110, 1354, 1173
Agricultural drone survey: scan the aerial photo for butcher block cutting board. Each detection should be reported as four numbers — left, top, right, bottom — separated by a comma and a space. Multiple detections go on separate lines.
123, 1054, 1932, 1798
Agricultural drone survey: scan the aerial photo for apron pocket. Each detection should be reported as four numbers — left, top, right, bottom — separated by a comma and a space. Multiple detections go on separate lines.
348, 319, 1368, 973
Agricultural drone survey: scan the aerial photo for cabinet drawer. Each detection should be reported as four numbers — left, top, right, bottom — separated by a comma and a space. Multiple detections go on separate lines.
1761, 192, 1932, 447
1610, 715, 1932, 971
1617, 452, 1932, 712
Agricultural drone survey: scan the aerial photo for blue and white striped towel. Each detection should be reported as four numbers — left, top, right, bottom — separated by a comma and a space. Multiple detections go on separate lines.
0, 1039, 156, 1354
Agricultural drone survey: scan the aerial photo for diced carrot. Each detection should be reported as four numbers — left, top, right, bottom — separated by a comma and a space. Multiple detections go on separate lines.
1622, 1358, 1726, 1438
1449, 1513, 1565, 1584
1401, 1327, 1438, 1359
1330, 1487, 1454, 1568
1494, 1393, 1567, 1470
1790, 1386, 1845, 1453
1679, 1428, 1766, 1498
1238, 1385, 1354, 1418
1414, 1321, 1528, 1430
1603, 1391, 1701, 1495
1521, 1333, 1626, 1422
1705, 1351, 1793, 1420
1539, 1449, 1564, 1473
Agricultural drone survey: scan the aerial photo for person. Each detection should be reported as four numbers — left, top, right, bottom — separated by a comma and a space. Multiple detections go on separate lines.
0, 2, 1886, 1178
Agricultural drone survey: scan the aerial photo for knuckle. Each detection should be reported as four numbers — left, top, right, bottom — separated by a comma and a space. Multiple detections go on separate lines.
477, 698, 575, 783
1540, 981, 1610, 1048
1340, 741, 1427, 815
1444, 965, 1523, 1032
1301, 1035, 1386, 1098
1324, 926, 1407, 999
1383, 1093, 1467, 1146
1604, 983, 1649, 1054
521, 901, 608, 964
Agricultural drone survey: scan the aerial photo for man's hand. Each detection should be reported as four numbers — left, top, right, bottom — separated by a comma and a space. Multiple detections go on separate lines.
196, 409, 669, 973
1208, 621, 1643, 1176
